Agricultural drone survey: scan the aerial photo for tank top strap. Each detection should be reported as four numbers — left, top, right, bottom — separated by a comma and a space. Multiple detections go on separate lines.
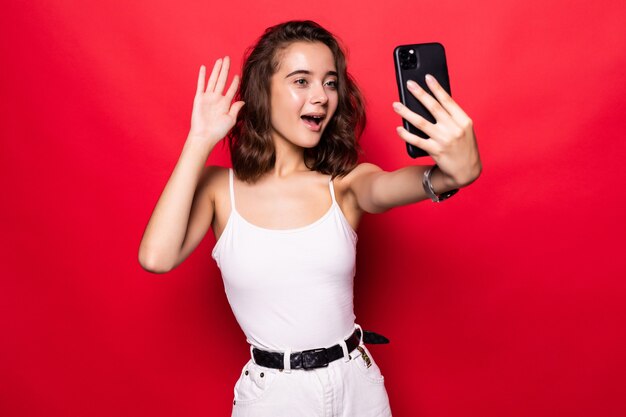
229, 168, 237, 212
328, 175, 337, 205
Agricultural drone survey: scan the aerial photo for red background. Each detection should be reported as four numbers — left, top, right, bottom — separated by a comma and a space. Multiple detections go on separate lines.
2, 0, 625, 416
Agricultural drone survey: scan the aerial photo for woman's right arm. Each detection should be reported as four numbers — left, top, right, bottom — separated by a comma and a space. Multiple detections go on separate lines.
138, 56, 244, 273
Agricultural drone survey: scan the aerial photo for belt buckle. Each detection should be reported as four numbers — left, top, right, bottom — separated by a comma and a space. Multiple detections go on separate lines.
301, 347, 329, 369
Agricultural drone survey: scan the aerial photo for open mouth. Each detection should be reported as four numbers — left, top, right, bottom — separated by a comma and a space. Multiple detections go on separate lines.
301, 115, 324, 131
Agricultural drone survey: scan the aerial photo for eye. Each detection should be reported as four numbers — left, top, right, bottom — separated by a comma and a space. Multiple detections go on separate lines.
325, 80, 338, 89
294, 78, 308, 86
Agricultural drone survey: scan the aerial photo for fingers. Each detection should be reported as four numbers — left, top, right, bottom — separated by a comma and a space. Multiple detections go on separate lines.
196, 65, 206, 95
215, 56, 230, 94
206, 58, 222, 93
406, 80, 453, 125
392, 101, 439, 138
424, 74, 471, 126
395, 126, 436, 155
224, 74, 239, 102
198, 56, 239, 99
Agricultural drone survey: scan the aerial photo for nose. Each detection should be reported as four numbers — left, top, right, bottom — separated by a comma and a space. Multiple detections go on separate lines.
310, 83, 328, 105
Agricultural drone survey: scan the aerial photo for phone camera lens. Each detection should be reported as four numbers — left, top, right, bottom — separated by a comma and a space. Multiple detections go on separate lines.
399, 48, 418, 70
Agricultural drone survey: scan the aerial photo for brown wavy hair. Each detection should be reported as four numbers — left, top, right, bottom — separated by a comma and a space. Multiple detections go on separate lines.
228, 20, 366, 182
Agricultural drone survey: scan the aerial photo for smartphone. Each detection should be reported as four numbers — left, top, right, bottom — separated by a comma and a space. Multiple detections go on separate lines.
393, 43, 451, 158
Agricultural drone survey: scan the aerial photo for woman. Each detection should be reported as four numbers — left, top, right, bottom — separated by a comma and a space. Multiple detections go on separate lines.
139, 20, 481, 416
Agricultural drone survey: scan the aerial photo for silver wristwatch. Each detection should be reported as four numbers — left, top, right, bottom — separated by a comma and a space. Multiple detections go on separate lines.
422, 165, 459, 202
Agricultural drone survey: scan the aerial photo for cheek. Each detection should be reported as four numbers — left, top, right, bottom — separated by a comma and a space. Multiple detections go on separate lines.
286, 88, 306, 107
273, 88, 304, 113
271, 92, 300, 129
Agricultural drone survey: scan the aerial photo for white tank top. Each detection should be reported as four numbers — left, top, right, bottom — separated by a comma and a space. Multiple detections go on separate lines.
212, 168, 358, 351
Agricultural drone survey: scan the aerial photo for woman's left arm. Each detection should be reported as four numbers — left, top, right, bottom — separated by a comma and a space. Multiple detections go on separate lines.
349, 74, 482, 213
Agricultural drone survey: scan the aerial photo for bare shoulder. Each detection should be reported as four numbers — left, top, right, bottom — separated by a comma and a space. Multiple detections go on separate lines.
199, 166, 233, 237
334, 162, 384, 193
192, 165, 229, 217
332, 162, 385, 227
197, 165, 229, 198
347, 162, 384, 178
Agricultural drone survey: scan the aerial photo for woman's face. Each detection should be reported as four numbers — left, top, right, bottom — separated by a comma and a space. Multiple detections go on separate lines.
269, 41, 339, 149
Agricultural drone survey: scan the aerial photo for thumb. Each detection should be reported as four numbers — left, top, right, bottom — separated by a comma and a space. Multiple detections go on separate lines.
229, 101, 245, 119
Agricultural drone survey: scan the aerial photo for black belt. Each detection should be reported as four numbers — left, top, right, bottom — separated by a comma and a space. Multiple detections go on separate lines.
251, 328, 389, 370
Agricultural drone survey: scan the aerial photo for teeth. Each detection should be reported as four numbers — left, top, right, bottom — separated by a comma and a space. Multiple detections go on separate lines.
302, 115, 322, 128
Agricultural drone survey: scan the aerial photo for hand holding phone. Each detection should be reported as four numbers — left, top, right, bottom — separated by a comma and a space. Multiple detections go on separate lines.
392, 44, 482, 190
393, 43, 451, 158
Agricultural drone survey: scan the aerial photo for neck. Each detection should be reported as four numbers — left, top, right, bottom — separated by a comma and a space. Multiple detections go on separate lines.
271, 135, 310, 178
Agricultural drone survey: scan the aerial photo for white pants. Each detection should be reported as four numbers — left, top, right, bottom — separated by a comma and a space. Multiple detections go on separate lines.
231, 326, 392, 416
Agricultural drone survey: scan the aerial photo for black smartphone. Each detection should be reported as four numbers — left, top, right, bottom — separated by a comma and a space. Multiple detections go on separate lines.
393, 43, 451, 158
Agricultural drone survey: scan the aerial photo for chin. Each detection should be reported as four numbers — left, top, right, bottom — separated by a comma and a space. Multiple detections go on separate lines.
272, 126, 325, 150
300, 137, 323, 148
304, 131, 330, 148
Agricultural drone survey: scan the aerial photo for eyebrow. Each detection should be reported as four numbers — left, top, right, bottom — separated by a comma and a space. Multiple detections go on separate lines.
285, 69, 338, 78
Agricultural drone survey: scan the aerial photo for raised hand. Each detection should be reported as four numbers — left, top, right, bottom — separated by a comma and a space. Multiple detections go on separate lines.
189, 56, 245, 146
393, 74, 482, 187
